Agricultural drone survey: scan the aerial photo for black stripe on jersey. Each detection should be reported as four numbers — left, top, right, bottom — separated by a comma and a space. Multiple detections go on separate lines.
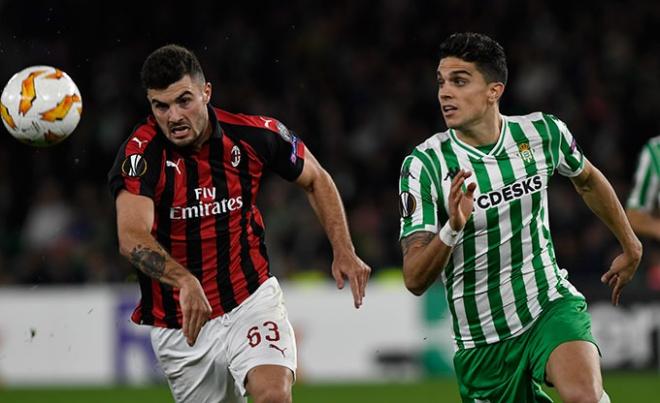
157, 147, 179, 328
184, 157, 203, 280
250, 217, 271, 277
139, 135, 165, 198
233, 141, 260, 294
209, 135, 237, 312
136, 271, 154, 325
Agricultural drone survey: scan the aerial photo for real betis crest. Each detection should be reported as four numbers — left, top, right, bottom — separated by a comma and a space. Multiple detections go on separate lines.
518, 142, 534, 164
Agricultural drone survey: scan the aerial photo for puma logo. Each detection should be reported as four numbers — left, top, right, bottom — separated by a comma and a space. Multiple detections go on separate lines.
259, 116, 273, 129
269, 344, 287, 357
166, 158, 182, 175
131, 137, 146, 148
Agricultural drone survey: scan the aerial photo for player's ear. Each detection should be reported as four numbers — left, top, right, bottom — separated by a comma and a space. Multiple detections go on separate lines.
488, 82, 505, 104
203, 82, 212, 104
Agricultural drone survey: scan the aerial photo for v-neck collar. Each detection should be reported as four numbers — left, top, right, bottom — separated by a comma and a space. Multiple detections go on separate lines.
449, 115, 508, 159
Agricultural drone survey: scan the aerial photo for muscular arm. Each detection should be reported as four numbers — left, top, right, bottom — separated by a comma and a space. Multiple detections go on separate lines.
570, 160, 642, 305
401, 169, 476, 296
401, 231, 454, 295
116, 190, 211, 344
295, 147, 371, 308
626, 208, 660, 240
117, 190, 196, 286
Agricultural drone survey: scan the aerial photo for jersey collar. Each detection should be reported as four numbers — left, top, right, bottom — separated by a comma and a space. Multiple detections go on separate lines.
448, 115, 508, 159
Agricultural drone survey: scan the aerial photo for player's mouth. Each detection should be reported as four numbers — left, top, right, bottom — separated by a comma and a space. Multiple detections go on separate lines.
442, 105, 458, 117
170, 125, 191, 139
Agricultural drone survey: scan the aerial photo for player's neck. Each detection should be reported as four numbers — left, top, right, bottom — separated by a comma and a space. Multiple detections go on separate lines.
191, 122, 213, 152
454, 109, 502, 147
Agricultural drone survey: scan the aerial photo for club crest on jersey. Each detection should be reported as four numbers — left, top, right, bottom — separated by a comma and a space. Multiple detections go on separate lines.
399, 191, 416, 218
121, 154, 147, 177
518, 143, 534, 164
231, 145, 241, 167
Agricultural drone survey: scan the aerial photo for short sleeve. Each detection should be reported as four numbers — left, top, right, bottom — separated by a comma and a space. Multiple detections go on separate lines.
627, 142, 660, 212
266, 120, 305, 181
107, 133, 163, 200
399, 154, 439, 239
543, 115, 585, 177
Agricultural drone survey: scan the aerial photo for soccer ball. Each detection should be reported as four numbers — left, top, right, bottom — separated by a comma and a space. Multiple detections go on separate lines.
1, 65, 82, 147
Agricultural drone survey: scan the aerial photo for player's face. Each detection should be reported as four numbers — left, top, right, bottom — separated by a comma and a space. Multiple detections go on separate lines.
436, 57, 500, 130
147, 75, 212, 148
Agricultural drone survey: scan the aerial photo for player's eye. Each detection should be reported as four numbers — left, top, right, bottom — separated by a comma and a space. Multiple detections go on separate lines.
454, 78, 467, 86
178, 97, 192, 107
154, 103, 168, 112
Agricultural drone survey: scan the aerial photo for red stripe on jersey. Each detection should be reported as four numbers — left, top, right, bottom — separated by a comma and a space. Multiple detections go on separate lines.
215, 109, 280, 134
195, 144, 222, 317
168, 150, 190, 324
223, 135, 250, 304
153, 151, 167, 202
296, 141, 305, 159
150, 278, 167, 327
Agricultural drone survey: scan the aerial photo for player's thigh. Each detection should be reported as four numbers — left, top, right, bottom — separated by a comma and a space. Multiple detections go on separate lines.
526, 297, 599, 381
546, 340, 602, 402
150, 321, 245, 403
453, 338, 551, 403
227, 278, 297, 397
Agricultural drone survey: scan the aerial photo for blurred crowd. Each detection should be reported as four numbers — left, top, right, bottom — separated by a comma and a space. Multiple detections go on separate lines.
0, 0, 659, 301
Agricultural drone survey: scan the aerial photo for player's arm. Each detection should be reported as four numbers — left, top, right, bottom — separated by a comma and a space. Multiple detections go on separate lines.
295, 147, 371, 308
401, 170, 476, 296
570, 160, 643, 305
115, 190, 211, 345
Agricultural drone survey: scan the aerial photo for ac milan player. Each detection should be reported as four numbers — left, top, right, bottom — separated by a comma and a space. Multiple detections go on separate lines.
108, 44, 371, 403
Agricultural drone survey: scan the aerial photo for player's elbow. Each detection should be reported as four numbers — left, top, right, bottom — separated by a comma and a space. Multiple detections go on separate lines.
402, 267, 428, 296
117, 229, 141, 259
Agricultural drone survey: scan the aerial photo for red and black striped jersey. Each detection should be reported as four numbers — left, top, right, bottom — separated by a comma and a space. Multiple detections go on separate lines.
108, 105, 305, 328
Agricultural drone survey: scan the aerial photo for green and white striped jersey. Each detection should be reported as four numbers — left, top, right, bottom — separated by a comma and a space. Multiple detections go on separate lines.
399, 112, 585, 349
627, 136, 660, 213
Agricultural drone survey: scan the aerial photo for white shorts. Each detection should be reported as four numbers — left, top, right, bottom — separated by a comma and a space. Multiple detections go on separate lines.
150, 277, 297, 403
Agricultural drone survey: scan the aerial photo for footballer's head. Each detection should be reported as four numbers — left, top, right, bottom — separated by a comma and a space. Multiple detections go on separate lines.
142, 44, 212, 149
436, 33, 507, 130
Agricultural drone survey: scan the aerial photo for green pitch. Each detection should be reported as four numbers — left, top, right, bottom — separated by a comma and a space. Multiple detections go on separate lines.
0, 373, 658, 402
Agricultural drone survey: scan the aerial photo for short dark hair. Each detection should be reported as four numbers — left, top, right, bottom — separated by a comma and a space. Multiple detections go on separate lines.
439, 33, 508, 85
140, 44, 205, 90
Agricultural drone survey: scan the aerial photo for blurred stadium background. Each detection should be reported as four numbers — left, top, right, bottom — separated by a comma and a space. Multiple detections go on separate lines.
0, 1, 659, 402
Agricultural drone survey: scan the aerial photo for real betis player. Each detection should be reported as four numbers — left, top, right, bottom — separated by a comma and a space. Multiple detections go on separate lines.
399, 32, 641, 403
626, 136, 660, 240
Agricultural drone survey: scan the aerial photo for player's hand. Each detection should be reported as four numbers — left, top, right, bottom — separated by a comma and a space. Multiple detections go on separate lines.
601, 247, 641, 306
331, 252, 371, 309
448, 169, 477, 231
179, 275, 212, 346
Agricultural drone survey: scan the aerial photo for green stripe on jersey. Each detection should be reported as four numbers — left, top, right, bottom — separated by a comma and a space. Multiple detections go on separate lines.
469, 155, 510, 340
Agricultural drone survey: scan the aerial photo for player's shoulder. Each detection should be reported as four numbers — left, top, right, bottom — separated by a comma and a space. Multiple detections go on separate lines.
123, 116, 162, 155
507, 111, 572, 136
405, 131, 448, 159
644, 135, 660, 148
212, 106, 282, 134
504, 111, 550, 124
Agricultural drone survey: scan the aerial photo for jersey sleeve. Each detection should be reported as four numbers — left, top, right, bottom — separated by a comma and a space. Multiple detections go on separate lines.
627, 142, 660, 212
263, 119, 305, 181
399, 154, 439, 240
107, 133, 163, 200
545, 114, 585, 177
